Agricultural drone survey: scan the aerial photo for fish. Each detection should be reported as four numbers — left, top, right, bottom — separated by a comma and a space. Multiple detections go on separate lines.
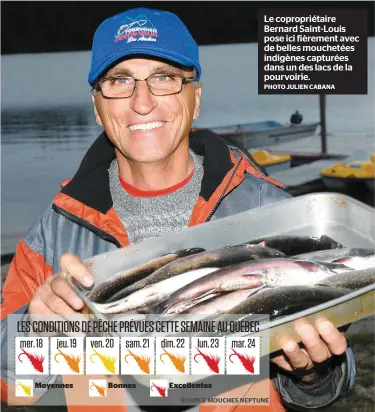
159, 258, 353, 315
180, 289, 258, 317
320, 267, 375, 290
92, 267, 220, 314
291, 248, 375, 262
221, 285, 351, 318
105, 244, 285, 303
247, 235, 343, 256
87, 247, 205, 303
331, 256, 375, 270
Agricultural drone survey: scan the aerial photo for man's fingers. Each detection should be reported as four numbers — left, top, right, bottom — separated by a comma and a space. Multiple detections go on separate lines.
50, 276, 84, 311
29, 299, 55, 317
60, 253, 94, 288
317, 320, 347, 356
271, 354, 293, 371
45, 294, 81, 316
295, 323, 331, 364
283, 341, 313, 370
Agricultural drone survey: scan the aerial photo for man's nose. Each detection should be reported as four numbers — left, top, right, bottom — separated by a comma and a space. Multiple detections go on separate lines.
129, 80, 158, 115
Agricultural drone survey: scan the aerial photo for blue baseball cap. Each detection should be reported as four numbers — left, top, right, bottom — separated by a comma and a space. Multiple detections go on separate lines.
88, 7, 201, 85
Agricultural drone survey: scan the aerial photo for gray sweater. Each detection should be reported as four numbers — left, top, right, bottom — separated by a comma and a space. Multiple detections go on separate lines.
109, 150, 204, 244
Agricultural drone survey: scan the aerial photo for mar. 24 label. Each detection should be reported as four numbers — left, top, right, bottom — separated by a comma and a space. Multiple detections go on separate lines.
226, 337, 260, 375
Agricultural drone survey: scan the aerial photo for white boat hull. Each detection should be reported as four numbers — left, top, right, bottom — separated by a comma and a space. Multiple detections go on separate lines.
214, 123, 319, 150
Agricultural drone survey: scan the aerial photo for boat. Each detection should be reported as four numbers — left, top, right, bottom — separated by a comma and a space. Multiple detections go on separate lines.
320, 153, 375, 192
210, 119, 319, 150
250, 150, 291, 174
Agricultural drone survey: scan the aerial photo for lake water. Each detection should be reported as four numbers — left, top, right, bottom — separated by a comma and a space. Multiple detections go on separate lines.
2, 40, 375, 254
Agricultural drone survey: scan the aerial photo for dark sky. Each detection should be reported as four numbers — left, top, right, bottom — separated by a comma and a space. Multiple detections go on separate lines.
1, 1, 374, 54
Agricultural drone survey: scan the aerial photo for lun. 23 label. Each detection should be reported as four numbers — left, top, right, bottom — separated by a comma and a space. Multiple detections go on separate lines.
191, 337, 225, 375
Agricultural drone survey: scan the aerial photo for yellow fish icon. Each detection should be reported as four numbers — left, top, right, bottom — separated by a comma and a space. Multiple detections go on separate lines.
90, 348, 116, 373
16, 381, 32, 396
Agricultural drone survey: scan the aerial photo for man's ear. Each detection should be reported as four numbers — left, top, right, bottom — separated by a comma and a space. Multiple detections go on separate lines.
193, 82, 202, 120
91, 92, 103, 126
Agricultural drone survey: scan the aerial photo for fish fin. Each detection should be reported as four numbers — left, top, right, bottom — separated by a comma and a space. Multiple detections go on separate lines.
320, 235, 344, 249
191, 288, 217, 302
315, 281, 330, 287
246, 285, 268, 296
321, 261, 355, 272
156, 305, 171, 320
294, 260, 320, 270
258, 241, 267, 247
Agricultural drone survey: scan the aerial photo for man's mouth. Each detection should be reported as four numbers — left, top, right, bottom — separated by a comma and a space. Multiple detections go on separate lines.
128, 121, 165, 131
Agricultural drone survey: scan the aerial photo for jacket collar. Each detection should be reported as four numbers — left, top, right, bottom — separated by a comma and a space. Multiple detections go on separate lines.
60, 128, 236, 214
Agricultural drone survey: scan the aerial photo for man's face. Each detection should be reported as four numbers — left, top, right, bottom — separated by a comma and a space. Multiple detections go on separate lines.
92, 58, 202, 164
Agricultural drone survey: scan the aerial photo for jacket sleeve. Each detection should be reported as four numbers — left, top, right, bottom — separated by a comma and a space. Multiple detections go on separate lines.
259, 181, 293, 206
272, 346, 356, 410
258, 183, 357, 409
1, 238, 53, 318
0, 208, 55, 403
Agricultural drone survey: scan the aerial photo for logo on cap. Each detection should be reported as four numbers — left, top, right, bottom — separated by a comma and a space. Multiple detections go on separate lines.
115, 14, 158, 44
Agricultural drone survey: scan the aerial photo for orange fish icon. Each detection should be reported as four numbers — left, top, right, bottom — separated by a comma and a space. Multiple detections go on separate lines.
160, 348, 186, 373
54, 348, 81, 373
124, 349, 152, 374
90, 381, 106, 397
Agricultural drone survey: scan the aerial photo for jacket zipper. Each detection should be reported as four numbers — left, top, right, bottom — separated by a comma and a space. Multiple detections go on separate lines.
52, 204, 122, 248
204, 155, 244, 223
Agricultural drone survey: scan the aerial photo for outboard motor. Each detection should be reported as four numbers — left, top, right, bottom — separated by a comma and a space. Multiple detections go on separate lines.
290, 110, 303, 125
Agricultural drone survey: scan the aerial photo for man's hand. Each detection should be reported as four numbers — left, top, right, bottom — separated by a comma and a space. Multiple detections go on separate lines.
271, 318, 347, 379
29, 253, 94, 317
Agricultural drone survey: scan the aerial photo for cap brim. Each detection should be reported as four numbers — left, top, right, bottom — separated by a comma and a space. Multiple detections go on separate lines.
89, 47, 201, 84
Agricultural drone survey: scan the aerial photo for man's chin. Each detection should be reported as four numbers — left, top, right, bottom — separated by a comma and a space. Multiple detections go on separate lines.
124, 151, 174, 165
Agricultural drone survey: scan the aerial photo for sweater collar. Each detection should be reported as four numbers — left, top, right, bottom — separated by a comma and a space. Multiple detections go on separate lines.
60, 129, 235, 214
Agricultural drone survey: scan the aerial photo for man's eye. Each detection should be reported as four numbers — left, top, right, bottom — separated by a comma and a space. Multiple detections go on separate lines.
111, 77, 133, 85
154, 74, 175, 82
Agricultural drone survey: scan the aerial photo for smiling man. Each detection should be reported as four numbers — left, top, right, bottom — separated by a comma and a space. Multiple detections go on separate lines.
1, 7, 355, 412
